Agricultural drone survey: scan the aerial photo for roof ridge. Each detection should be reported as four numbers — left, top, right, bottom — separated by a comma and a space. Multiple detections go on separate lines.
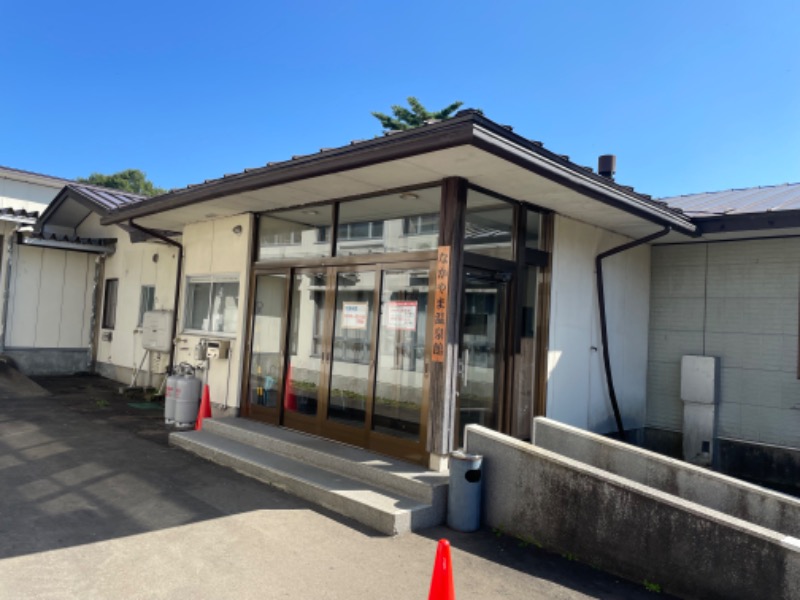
0, 164, 73, 183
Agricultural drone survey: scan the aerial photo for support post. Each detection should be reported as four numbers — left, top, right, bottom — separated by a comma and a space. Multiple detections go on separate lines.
427, 177, 468, 464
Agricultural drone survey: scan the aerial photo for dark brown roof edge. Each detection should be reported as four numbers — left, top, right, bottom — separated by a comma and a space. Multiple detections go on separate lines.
100, 111, 695, 235
695, 209, 800, 235
101, 115, 478, 225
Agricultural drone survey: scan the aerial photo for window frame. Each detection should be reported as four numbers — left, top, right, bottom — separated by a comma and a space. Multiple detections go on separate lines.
137, 285, 156, 327
183, 274, 240, 337
102, 278, 119, 330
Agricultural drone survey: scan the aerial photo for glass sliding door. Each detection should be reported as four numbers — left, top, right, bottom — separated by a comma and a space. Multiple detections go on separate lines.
372, 268, 429, 441
247, 272, 288, 423
283, 269, 328, 433
457, 269, 508, 444
244, 261, 434, 463
326, 270, 377, 432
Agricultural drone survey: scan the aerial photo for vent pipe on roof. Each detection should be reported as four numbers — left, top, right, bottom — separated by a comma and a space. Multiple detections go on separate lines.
598, 154, 616, 179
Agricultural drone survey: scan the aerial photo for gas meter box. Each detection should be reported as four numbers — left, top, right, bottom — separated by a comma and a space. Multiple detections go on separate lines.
206, 339, 230, 360
142, 311, 174, 353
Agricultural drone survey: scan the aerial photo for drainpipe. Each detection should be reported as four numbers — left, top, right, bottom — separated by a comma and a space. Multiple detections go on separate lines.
596, 226, 670, 441
0, 228, 18, 352
127, 220, 183, 376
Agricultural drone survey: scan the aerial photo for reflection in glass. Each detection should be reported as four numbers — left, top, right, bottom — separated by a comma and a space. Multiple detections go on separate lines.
511, 265, 539, 439
465, 190, 515, 260
258, 207, 333, 260
249, 274, 286, 408
286, 271, 327, 416
185, 278, 240, 333
327, 271, 376, 426
459, 272, 503, 441
336, 187, 440, 256
372, 269, 428, 440
525, 210, 541, 250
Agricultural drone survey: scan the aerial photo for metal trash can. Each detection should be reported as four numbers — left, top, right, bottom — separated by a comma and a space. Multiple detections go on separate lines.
447, 450, 483, 532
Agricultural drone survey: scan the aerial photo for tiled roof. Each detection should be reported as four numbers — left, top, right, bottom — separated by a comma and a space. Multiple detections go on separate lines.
0, 207, 39, 223
65, 183, 147, 213
25, 232, 115, 246
660, 183, 800, 217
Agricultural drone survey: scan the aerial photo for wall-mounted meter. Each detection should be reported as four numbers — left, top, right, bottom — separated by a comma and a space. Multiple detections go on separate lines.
206, 339, 230, 360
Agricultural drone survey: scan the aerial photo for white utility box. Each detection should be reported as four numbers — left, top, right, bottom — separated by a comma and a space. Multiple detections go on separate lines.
680, 355, 719, 467
206, 339, 230, 360
142, 310, 174, 353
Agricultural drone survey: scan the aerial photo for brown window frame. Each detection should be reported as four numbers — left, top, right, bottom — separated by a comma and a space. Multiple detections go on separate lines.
102, 278, 119, 330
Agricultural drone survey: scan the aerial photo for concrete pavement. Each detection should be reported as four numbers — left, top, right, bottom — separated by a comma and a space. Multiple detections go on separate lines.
0, 378, 671, 599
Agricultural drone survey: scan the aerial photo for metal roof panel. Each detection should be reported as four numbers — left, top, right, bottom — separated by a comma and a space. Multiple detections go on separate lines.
661, 183, 800, 216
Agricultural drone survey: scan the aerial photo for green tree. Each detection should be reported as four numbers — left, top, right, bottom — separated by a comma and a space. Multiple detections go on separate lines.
372, 97, 465, 131
77, 169, 166, 197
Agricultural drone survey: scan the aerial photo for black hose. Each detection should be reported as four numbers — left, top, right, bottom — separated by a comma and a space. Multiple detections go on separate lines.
596, 227, 670, 441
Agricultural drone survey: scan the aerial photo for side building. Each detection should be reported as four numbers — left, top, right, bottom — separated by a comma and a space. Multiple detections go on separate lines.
0, 170, 179, 389
648, 183, 800, 491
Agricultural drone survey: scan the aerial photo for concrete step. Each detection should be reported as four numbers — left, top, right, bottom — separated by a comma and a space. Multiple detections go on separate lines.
202, 418, 448, 506
170, 422, 447, 535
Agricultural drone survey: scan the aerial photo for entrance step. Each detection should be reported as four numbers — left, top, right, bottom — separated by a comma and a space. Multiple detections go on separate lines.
170, 418, 448, 536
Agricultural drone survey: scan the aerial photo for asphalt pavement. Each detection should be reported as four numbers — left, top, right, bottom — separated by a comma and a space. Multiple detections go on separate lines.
0, 375, 672, 599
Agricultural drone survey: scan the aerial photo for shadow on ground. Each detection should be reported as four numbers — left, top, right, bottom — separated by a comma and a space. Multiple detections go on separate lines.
1, 374, 674, 599
0, 375, 348, 560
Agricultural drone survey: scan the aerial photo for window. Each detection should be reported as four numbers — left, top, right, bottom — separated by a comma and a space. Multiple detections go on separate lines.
184, 276, 240, 334
138, 285, 156, 327
102, 279, 119, 330
336, 187, 441, 256
404, 214, 439, 236
337, 220, 384, 241
465, 189, 515, 260
258, 207, 333, 260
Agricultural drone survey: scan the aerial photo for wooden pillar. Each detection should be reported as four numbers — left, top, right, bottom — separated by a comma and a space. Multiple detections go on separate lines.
428, 177, 467, 459
533, 212, 554, 418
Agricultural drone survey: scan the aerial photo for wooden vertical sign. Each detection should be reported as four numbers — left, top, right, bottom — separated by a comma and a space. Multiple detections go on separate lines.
432, 246, 451, 362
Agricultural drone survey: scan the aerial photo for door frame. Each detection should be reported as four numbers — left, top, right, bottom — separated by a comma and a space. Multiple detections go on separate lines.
241, 257, 436, 464
240, 267, 292, 425
455, 257, 514, 443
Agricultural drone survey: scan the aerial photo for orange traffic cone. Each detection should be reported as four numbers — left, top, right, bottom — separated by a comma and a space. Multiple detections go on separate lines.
195, 385, 212, 430
283, 364, 296, 411
428, 539, 455, 600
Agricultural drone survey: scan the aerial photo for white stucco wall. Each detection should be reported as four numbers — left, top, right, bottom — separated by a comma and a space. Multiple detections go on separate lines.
91, 213, 179, 385
546, 215, 651, 434
174, 213, 253, 409
648, 238, 800, 449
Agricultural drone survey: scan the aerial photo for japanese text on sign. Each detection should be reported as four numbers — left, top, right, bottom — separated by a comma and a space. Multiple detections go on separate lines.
432, 246, 450, 362
386, 301, 418, 331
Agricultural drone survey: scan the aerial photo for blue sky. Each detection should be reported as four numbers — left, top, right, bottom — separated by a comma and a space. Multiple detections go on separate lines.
1, 1, 798, 198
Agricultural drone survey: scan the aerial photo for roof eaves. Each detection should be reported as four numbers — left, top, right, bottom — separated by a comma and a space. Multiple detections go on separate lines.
0, 165, 73, 187
468, 119, 696, 235
100, 115, 479, 225
100, 110, 695, 235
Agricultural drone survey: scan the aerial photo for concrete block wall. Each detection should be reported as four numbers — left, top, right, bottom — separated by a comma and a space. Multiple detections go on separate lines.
648, 239, 800, 450
465, 424, 800, 600
532, 417, 800, 537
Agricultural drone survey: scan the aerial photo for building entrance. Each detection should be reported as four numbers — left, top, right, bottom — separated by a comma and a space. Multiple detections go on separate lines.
244, 261, 433, 463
